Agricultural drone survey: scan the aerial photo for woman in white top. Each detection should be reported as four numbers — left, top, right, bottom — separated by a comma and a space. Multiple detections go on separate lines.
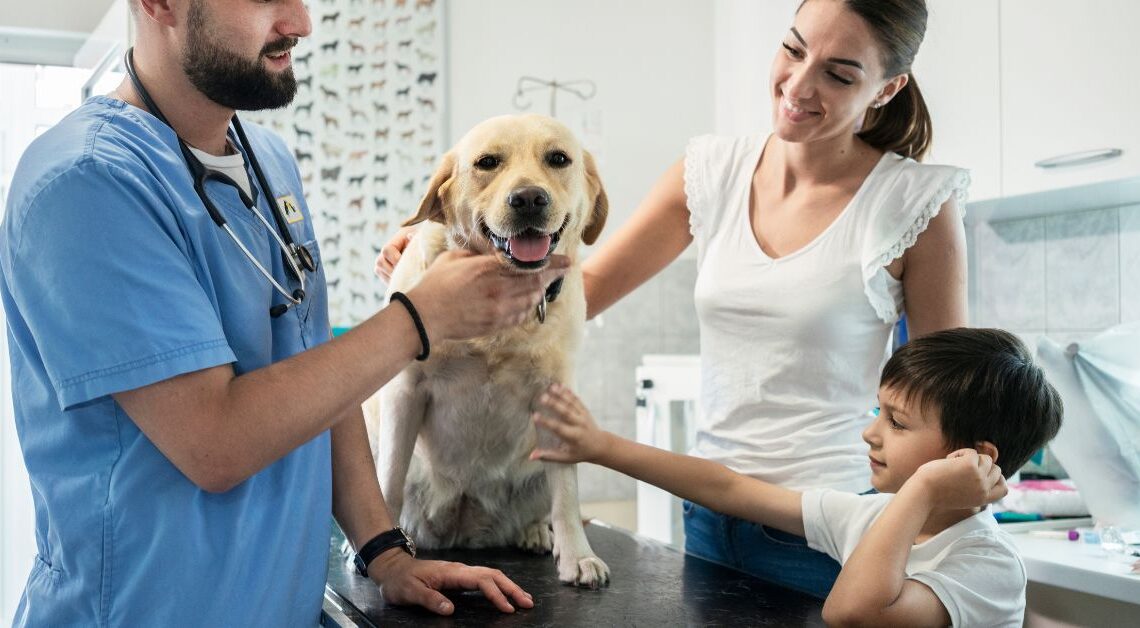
377, 0, 967, 598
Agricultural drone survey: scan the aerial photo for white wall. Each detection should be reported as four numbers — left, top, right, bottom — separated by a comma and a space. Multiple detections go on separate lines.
0, 0, 115, 33
446, 0, 715, 248
713, 0, 800, 137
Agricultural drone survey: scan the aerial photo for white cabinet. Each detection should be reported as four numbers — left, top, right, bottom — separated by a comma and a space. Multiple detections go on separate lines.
999, 0, 1140, 198
915, 0, 1002, 201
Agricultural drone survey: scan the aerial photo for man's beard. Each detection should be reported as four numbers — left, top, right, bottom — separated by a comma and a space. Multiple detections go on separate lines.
181, 0, 298, 111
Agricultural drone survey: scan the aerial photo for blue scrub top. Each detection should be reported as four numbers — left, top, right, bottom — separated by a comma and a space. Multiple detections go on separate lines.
0, 96, 333, 626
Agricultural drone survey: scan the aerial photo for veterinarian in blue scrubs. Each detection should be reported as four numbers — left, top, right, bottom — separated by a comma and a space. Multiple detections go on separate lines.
0, 1, 562, 625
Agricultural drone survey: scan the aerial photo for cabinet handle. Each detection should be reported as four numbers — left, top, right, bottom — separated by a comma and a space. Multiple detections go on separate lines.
1034, 148, 1123, 169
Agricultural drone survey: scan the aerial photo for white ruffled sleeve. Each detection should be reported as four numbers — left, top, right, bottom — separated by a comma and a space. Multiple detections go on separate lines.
683, 134, 712, 239
683, 134, 762, 266
861, 161, 970, 324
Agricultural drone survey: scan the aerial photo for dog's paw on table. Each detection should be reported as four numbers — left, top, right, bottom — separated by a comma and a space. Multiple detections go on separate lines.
557, 555, 611, 589
518, 521, 555, 554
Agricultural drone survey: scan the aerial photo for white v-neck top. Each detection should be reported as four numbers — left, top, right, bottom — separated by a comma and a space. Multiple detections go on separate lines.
684, 135, 969, 492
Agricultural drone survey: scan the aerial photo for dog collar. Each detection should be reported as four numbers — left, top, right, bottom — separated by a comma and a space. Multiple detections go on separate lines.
536, 277, 564, 324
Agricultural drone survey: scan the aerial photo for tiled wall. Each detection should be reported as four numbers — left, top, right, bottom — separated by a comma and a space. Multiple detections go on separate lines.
973, 202, 1140, 477
973, 203, 1140, 350
574, 258, 700, 502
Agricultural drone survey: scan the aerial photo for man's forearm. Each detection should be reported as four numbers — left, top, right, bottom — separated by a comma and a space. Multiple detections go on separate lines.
114, 302, 423, 492
331, 407, 394, 549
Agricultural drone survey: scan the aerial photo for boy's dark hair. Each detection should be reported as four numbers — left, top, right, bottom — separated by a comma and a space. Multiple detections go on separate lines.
880, 328, 1063, 478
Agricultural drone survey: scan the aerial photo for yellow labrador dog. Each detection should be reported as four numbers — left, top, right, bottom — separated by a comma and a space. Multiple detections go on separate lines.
364, 114, 610, 587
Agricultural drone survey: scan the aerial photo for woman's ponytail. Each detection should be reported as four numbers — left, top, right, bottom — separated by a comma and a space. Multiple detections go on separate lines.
858, 72, 932, 161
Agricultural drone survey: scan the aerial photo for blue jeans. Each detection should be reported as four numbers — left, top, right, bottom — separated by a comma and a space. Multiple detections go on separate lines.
682, 500, 841, 599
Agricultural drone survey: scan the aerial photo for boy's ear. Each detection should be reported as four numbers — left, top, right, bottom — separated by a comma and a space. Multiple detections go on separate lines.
975, 441, 999, 464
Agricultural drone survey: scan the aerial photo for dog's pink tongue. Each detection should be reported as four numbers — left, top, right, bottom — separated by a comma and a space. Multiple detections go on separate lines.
509, 233, 552, 262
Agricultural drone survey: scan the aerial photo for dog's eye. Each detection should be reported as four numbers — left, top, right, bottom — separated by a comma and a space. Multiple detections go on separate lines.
474, 155, 500, 170
546, 151, 572, 168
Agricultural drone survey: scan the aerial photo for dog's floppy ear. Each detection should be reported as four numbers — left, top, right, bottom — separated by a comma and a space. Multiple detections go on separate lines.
402, 152, 456, 227
581, 150, 609, 245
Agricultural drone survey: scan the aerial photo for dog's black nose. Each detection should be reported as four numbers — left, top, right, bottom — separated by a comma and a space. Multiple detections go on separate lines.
507, 186, 550, 215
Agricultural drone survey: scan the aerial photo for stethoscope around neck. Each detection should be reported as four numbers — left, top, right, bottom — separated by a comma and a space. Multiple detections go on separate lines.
123, 48, 316, 319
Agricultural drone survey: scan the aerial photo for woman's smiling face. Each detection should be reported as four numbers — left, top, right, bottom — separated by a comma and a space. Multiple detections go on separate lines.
769, 0, 903, 144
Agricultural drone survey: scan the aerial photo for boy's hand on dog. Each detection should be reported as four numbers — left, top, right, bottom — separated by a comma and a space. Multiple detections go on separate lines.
408, 251, 570, 342
375, 226, 416, 283
369, 548, 534, 615
911, 449, 1007, 511
530, 383, 612, 464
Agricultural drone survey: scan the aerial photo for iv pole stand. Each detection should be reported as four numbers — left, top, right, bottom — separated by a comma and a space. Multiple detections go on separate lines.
512, 76, 596, 117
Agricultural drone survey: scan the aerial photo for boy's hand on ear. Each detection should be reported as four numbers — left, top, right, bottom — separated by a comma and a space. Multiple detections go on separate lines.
914, 449, 1007, 510
529, 383, 613, 464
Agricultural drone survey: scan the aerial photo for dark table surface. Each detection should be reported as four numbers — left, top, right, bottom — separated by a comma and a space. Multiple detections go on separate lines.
324, 523, 826, 627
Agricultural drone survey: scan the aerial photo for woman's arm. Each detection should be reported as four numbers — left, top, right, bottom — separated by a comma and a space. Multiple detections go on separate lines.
581, 158, 694, 319
889, 196, 968, 337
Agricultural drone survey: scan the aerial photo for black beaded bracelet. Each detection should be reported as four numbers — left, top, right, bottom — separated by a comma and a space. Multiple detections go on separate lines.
390, 291, 429, 361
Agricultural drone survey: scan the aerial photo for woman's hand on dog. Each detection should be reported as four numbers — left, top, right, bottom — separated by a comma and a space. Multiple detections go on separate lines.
408, 251, 571, 342
369, 548, 534, 615
530, 383, 614, 464
375, 226, 416, 283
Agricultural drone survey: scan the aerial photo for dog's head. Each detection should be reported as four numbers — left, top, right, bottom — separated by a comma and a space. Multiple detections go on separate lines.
403, 114, 608, 270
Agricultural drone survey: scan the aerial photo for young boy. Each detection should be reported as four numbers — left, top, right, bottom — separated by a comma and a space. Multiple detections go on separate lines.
531, 328, 1063, 627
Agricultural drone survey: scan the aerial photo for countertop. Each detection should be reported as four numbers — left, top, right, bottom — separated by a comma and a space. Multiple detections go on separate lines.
323, 522, 826, 627
1008, 532, 1140, 606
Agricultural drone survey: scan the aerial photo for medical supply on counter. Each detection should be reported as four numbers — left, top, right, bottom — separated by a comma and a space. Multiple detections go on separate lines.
1000, 479, 1088, 518
1028, 529, 1081, 541
994, 511, 1044, 523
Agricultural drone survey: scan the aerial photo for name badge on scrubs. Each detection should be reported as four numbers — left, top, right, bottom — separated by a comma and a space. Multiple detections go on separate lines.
277, 195, 304, 224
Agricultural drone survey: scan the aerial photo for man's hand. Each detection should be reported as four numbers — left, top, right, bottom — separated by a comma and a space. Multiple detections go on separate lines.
529, 383, 613, 464
912, 448, 1007, 511
375, 226, 416, 283
405, 251, 570, 344
368, 549, 534, 615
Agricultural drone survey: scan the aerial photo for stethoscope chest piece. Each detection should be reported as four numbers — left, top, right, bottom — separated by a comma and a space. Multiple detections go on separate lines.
292, 243, 316, 273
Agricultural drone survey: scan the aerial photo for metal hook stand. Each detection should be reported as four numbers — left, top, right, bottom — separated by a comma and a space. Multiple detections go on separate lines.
512, 76, 596, 117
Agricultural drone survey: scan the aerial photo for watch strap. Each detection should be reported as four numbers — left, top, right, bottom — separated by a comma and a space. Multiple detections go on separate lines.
353, 527, 416, 578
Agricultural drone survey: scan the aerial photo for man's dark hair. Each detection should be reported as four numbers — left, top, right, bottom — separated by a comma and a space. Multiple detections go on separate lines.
880, 328, 1063, 478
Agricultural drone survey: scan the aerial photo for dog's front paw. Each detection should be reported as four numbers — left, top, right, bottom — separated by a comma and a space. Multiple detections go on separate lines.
557, 554, 610, 589
518, 521, 554, 554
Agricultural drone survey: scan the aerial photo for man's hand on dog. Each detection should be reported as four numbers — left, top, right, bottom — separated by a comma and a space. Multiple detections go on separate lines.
530, 383, 614, 464
368, 548, 534, 615
408, 251, 570, 342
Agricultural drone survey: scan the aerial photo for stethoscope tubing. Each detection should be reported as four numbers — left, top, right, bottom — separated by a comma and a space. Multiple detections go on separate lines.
122, 48, 311, 310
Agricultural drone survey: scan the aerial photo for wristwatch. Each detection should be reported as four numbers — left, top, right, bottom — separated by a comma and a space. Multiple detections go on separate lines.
353, 527, 417, 577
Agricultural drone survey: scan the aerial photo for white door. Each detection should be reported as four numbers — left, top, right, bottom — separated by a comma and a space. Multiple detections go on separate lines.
1000, 0, 1140, 197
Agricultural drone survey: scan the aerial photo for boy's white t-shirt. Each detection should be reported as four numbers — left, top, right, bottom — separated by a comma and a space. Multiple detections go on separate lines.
802, 489, 1026, 627
684, 135, 970, 493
